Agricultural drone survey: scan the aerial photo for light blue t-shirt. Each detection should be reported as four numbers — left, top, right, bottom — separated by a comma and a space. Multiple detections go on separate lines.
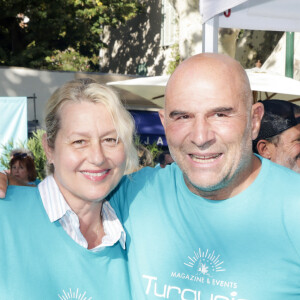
0, 186, 131, 300
110, 157, 300, 300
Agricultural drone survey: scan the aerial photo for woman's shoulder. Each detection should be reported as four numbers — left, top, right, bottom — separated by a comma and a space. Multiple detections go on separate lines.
8, 184, 38, 194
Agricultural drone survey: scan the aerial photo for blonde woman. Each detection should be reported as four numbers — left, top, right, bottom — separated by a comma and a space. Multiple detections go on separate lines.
0, 78, 138, 299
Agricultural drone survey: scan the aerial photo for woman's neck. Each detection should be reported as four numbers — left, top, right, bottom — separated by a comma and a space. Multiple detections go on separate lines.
64, 194, 105, 249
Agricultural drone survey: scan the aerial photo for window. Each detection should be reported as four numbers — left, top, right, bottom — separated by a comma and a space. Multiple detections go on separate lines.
160, 0, 178, 47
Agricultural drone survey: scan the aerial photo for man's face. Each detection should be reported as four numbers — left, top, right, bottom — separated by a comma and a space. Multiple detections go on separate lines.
271, 124, 300, 173
160, 56, 261, 199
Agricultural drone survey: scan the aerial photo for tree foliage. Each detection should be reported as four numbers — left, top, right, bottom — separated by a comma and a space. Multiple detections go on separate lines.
0, 0, 142, 71
0, 129, 47, 179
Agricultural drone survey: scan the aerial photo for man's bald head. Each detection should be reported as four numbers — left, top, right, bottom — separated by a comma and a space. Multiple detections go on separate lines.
165, 53, 253, 110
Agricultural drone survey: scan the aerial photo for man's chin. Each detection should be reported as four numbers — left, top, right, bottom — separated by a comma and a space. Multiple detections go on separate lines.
184, 175, 225, 192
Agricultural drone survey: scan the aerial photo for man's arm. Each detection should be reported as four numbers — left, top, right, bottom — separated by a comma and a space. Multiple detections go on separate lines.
0, 172, 31, 198
0, 172, 7, 198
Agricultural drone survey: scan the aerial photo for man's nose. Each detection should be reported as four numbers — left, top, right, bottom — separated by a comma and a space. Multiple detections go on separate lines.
190, 117, 216, 149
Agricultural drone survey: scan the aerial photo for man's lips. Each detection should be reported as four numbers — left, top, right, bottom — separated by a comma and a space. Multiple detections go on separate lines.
189, 153, 222, 163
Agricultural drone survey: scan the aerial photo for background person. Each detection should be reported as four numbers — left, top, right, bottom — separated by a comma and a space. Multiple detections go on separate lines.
253, 99, 300, 173
9, 150, 38, 185
109, 53, 300, 299
157, 150, 174, 168
0, 78, 137, 299
135, 144, 153, 171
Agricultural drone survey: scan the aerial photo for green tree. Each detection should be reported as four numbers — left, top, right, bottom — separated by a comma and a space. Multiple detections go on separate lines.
0, 0, 142, 71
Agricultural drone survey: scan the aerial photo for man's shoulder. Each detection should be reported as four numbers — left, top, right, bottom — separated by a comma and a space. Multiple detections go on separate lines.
111, 163, 181, 202
267, 158, 300, 181
261, 157, 300, 196
123, 163, 180, 185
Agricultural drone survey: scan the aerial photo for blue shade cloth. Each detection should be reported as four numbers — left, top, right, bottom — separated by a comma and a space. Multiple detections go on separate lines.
0, 97, 27, 169
129, 110, 167, 146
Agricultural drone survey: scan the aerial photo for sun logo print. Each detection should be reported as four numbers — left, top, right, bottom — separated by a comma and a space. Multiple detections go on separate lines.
184, 248, 225, 276
58, 288, 92, 300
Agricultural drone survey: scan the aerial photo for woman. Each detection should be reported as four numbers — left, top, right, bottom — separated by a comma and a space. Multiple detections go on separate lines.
0, 78, 138, 299
9, 150, 38, 185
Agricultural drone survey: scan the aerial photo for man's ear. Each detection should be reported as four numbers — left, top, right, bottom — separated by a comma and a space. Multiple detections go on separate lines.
251, 102, 264, 140
159, 109, 166, 131
256, 140, 275, 160
42, 133, 53, 163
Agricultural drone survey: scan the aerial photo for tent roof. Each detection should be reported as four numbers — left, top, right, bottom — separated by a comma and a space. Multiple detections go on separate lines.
107, 70, 300, 107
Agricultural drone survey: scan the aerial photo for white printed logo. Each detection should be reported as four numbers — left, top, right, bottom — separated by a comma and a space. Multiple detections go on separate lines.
184, 248, 225, 276
58, 288, 92, 300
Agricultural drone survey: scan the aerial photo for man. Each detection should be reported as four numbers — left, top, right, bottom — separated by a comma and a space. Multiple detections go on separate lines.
158, 150, 174, 168
110, 53, 300, 300
253, 99, 300, 173
1, 54, 300, 299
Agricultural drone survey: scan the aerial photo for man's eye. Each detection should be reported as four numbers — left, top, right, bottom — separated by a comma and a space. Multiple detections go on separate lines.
178, 115, 190, 120
73, 140, 85, 145
215, 113, 226, 117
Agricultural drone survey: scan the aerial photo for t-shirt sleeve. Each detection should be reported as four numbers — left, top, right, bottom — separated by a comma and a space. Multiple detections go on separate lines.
282, 175, 300, 259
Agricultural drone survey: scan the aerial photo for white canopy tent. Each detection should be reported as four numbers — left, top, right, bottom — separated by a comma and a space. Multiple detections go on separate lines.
201, 0, 300, 52
199, 0, 300, 105
108, 1, 300, 108
261, 32, 300, 80
107, 70, 300, 106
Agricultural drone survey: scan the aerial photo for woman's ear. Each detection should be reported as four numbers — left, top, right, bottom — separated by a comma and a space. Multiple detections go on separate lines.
42, 133, 53, 163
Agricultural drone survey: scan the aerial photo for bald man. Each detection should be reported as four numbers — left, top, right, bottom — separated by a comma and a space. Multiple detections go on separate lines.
110, 54, 300, 299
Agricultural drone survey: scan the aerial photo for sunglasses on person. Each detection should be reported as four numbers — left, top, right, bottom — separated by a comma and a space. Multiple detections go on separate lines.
13, 152, 28, 158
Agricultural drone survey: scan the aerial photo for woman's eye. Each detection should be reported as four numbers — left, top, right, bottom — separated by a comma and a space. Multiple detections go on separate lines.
102, 137, 119, 147
104, 138, 117, 144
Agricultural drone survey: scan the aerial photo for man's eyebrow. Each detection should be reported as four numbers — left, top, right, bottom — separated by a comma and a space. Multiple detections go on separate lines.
211, 106, 234, 113
169, 107, 234, 118
169, 111, 188, 118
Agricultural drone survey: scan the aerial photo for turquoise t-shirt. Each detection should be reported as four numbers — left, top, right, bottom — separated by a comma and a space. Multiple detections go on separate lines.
110, 157, 300, 300
0, 186, 131, 300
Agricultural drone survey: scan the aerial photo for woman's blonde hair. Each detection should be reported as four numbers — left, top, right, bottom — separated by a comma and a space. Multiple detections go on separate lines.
44, 78, 138, 174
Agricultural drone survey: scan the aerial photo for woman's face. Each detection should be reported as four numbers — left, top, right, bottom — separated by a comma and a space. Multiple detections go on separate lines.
11, 160, 29, 182
44, 101, 127, 205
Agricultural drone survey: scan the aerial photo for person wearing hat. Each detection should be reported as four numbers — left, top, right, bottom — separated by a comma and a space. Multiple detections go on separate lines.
253, 100, 300, 173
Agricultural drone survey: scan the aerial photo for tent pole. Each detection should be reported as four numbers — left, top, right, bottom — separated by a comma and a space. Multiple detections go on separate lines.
202, 16, 219, 53
285, 32, 294, 78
